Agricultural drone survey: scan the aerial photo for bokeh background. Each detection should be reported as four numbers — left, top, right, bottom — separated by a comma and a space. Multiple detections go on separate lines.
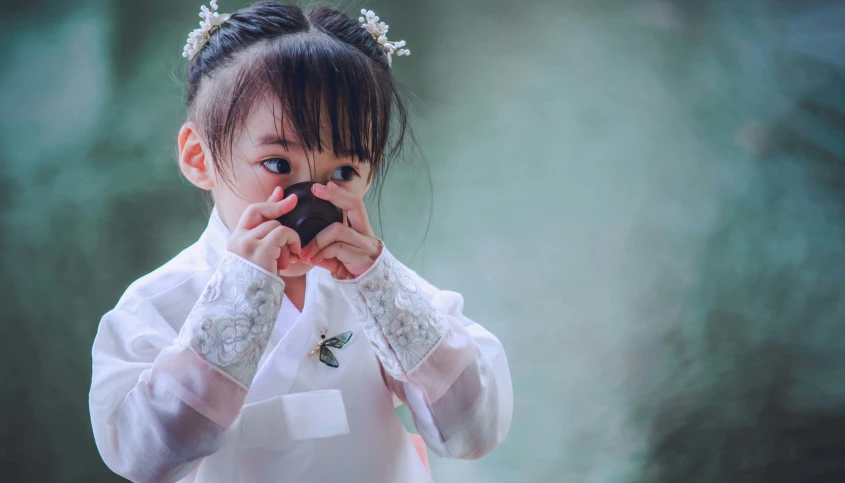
3, 0, 845, 481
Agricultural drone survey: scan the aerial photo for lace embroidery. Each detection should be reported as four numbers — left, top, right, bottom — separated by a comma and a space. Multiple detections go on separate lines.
339, 249, 447, 378
177, 252, 284, 389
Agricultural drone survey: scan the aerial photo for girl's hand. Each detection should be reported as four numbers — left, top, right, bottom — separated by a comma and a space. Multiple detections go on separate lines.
298, 182, 382, 280
227, 186, 302, 275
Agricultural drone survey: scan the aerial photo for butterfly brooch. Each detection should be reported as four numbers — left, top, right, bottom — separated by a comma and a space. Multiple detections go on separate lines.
308, 330, 353, 368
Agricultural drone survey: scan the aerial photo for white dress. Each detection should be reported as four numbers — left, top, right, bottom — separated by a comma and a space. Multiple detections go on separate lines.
88, 208, 513, 483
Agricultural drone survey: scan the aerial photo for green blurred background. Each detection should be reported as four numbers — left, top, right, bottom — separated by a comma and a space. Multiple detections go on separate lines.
3, 0, 845, 481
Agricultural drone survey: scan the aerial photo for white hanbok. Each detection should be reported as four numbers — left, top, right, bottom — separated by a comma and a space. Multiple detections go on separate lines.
89, 208, 513, 483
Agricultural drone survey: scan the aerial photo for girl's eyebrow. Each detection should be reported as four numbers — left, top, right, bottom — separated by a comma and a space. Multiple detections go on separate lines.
255, 132, 363, 162
255, 133, 302, 149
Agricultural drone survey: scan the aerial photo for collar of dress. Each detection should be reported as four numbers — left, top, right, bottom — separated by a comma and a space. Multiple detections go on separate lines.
198, 206, 233, 268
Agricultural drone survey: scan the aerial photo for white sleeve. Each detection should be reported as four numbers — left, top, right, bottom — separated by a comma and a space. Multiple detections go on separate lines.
89, 252, 285, 482
336, 247, 513, 459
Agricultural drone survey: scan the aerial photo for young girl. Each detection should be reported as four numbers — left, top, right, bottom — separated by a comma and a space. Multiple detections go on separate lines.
88, 2, 512, 482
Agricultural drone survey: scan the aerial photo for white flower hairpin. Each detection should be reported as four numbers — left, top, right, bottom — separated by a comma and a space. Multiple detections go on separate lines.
359, 9, 410, 66
182, 0, 231, 60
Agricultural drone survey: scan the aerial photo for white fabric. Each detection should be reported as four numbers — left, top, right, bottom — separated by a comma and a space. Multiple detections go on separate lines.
274, 295, 302, 340
89, 207, 513, 483
235, 390, 349, 449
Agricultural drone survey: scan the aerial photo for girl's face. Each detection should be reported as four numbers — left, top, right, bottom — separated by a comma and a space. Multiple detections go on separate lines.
181, 96, 372, 278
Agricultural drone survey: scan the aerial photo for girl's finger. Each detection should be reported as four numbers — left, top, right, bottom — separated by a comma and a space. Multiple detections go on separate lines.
307, 254, 341, 274
237, 194, 298, 230
344, 207, 373, 238
277, 248, 290, 271
299, 222, 369, 260
263, 225, 302, 255
312, 182, 374, 236
268, 185, 284, 203
311, 241, 367, 267
251, 220, 282, 239
335, 264, 349, 280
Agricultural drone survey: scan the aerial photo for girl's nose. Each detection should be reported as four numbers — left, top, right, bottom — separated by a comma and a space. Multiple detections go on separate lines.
287, 176, 329, 189
288, 160, 332, 187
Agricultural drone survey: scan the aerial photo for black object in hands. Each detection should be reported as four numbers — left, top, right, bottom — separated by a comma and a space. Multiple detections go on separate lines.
276, 182, 343, 247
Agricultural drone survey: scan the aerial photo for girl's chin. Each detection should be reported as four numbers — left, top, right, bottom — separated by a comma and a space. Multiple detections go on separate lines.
277, 259, 314, 278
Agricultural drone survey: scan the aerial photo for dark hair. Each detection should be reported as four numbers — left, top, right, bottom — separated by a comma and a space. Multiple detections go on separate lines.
183, 1, 411, 198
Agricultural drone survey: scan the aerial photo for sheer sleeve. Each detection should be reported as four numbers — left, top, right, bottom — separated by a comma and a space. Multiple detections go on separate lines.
336, 247, 513, 459
89, 252, 284, 482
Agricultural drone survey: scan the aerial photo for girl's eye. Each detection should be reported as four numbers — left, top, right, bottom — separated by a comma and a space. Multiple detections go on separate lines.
262, 158, 292, 175
332, 166, 358, 182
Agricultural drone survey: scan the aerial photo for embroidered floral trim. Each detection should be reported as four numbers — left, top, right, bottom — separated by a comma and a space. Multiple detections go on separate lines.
338, 248, 447, 378
177, 252, 284, 389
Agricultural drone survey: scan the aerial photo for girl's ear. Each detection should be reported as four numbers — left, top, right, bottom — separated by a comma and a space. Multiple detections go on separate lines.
178, 122, 215, 190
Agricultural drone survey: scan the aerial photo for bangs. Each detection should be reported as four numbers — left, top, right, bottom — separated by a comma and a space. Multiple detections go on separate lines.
195, 31, 406, 174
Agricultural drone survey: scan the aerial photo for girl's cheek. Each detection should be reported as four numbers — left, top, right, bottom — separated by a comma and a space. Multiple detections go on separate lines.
348, 177, 369, 195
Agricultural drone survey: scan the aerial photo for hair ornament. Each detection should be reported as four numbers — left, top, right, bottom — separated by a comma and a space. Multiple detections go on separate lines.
358, 9, 410, 66
182, 0, 231, 60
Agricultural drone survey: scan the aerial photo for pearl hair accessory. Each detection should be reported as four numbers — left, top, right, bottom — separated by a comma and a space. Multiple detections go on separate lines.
182, 0, 230, 60
358, 9, 410, 66
181, 3, 410, 66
